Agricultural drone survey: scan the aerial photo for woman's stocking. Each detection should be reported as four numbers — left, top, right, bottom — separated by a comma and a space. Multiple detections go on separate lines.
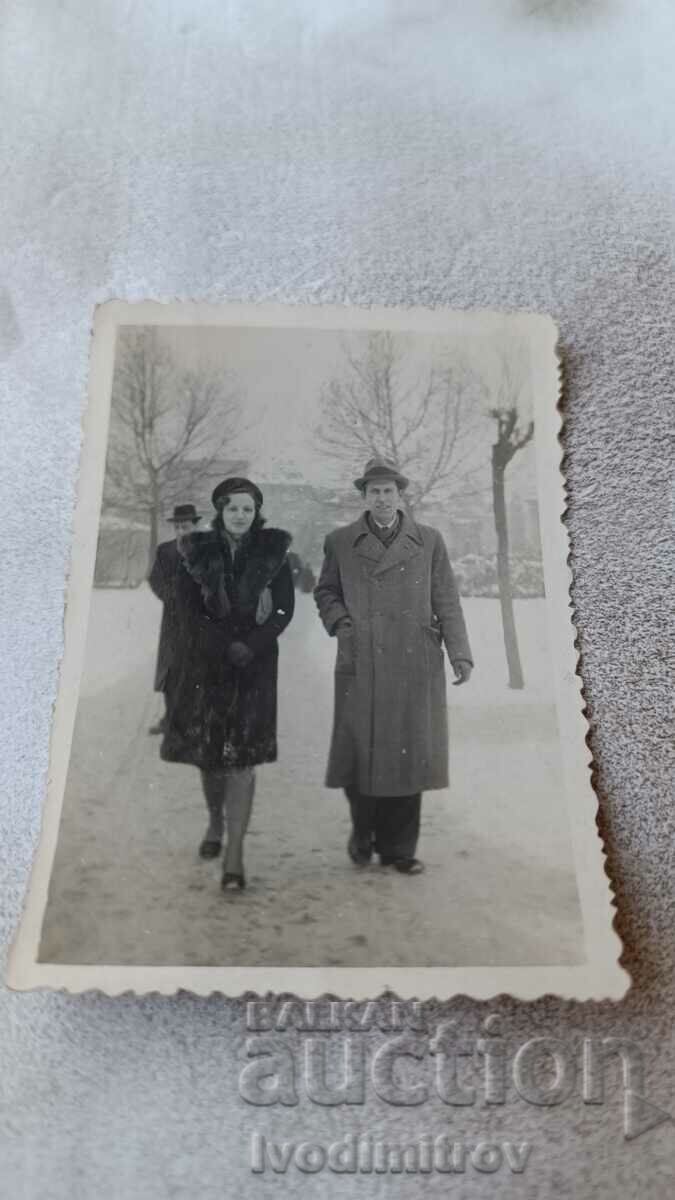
223, 768, 255, 875
199, 769, 226, 844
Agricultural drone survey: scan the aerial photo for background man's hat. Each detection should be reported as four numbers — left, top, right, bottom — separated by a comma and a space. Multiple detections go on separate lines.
167, 503, 201, 523
354, 456, 409, 492
212, 477, 264, 510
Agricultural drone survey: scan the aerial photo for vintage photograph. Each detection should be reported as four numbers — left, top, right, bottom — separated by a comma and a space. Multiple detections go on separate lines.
8, 303, 624, 997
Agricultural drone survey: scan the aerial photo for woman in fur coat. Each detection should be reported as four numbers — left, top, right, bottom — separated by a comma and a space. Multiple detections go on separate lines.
160, 477, 295, 891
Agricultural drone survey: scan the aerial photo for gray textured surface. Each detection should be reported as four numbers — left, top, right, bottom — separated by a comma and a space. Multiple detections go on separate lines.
1, 1, 674, 1196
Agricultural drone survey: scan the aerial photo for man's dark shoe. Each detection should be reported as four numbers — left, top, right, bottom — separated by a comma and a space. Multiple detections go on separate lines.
348, 834, 372, 867
199, 837, 223, 860
393, 858, 425, 875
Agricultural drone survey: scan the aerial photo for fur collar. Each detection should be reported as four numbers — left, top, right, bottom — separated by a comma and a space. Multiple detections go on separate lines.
181, 527, 292, 619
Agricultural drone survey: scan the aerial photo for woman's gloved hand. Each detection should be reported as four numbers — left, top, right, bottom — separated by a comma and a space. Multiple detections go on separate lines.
227, 641, 255, 668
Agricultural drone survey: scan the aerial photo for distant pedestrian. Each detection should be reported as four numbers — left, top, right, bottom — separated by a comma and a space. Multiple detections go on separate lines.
288, 550, 317, 594
147, 503, 201, 735
314, 457, 473, 874
160, 478, 295, 892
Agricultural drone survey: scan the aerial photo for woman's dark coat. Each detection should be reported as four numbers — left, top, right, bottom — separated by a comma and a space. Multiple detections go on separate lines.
160, 526, 295, 772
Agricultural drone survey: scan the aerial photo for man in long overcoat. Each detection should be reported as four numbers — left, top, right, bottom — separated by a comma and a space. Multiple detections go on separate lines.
147, 502, 201, 735
314, 457, 473, 874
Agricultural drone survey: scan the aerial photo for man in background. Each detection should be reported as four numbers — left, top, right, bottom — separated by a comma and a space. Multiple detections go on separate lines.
147, 502, 201, 735
314, 457, 473, 874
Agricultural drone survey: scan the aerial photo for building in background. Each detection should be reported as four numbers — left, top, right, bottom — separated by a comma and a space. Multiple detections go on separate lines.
96, 467, 543, 597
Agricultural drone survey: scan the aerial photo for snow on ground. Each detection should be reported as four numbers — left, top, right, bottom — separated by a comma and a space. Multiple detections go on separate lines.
79, 585, 557, 705
39, 586, 584, 968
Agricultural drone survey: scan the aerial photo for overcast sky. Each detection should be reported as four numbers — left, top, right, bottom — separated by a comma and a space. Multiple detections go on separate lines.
143, 323, 536, 495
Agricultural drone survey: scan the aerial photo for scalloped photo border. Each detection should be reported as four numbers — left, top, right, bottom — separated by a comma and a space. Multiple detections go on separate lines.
6, 301, 628, 999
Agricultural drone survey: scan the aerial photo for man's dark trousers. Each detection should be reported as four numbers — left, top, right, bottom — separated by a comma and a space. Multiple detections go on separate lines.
345, 786, 421, 861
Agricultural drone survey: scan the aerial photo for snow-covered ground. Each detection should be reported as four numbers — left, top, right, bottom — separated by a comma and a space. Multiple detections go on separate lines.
39, 586, 583, 968
78, 584, 557, 705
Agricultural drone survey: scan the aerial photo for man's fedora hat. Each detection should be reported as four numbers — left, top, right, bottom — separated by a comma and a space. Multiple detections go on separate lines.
167, 503, 201, 523
212, 477, 264, 510
353, 456, 409, 492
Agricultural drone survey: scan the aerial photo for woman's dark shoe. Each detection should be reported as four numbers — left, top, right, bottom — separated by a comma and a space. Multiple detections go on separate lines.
348, 834, 372, 866
221, 871, 246, 892
393, 858, 425, 875
198, 837, 223, 860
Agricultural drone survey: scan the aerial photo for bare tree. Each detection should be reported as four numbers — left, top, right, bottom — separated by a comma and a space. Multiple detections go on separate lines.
104, 328, 241, 569
316, 332, 487, 509
489, 348, 535, 689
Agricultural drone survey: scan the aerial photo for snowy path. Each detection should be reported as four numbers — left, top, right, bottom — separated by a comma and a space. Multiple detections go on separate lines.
39, 588, 584, 968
